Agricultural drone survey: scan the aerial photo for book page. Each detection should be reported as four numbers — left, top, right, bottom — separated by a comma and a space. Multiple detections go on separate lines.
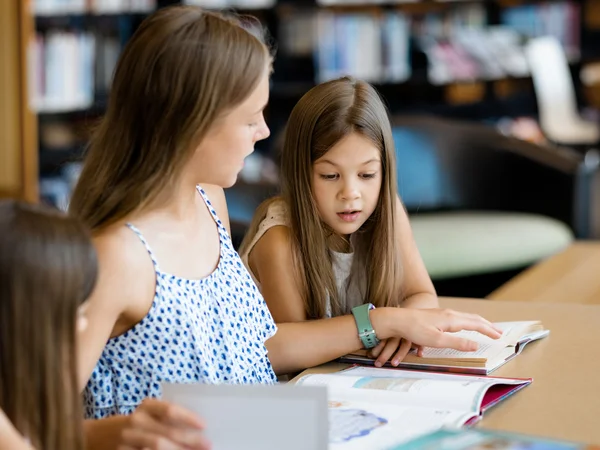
297, 367, 525, 413
326, 388, 473, 450
348, 321, 540, 365
418, 332, 506, 359
493, 321, 542, 344
413, 321, 539, 360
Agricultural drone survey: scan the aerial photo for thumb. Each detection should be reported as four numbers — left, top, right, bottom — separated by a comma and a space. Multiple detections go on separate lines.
368, 340, 387, 359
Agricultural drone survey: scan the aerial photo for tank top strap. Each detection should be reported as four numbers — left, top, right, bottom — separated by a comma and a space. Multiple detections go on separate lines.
195, 185, 228, 237
125, 223, 160, 271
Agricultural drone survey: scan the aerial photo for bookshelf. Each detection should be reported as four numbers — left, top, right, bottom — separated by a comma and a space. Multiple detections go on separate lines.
0, 0, 38, 202
1, 0, 598, 206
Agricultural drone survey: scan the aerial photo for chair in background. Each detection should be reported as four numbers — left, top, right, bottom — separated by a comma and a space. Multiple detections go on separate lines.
525, 36, 600, 149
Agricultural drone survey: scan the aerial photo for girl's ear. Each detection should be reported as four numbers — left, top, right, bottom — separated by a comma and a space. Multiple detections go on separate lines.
76, 306, 89, 333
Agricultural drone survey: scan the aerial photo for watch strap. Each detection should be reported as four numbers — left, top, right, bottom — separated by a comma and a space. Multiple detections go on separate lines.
351, 303, 380, 349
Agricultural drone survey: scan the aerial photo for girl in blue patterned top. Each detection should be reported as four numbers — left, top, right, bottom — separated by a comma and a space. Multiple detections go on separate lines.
69, 5, 501, 449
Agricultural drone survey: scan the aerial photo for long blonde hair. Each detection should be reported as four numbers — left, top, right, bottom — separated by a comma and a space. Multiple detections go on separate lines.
0, 200, 97, 450
69, 6, 272, 230
242, 77, 403, 319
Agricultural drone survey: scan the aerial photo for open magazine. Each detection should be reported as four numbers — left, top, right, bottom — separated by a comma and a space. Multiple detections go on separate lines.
395, 428, 600, 450
340, 321, 549, 375
295, 365, 532, 450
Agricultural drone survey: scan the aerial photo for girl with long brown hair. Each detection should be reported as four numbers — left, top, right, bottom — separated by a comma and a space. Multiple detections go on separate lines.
240, 77, 471, 368
68, 6, 500, 447
0, 200, 208, 450
0, 200, 94, 450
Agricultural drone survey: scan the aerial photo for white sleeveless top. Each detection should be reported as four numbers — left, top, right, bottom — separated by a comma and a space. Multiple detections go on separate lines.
239, 199, 366, 318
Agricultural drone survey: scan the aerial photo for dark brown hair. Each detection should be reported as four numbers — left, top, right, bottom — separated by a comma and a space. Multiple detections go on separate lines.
0, 200, 97, 450
242, 77, 403, 319
69, 5, 272, 230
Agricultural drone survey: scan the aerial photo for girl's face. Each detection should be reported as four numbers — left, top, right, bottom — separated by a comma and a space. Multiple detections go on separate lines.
311, 132, 382, 239
189, 66, 271, 188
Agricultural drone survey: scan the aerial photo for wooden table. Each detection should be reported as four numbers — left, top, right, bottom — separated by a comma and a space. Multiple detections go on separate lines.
488, 242, 600, 304
294, 298, 600, 445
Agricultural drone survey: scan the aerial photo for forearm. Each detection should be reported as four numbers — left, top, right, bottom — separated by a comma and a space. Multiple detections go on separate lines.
266, 309, 397, 375
0, 411, 31, 450
403, 292, 439, 309
84, 416, 129, 450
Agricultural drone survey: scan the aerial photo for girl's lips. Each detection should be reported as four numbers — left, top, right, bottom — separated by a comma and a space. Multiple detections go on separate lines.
337, 211, 361, 222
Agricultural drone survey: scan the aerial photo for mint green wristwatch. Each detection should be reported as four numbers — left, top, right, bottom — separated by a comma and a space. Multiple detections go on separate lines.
351, 303, 380, 349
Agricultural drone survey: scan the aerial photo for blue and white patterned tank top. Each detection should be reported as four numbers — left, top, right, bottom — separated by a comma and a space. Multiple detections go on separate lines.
84, 187, 278, 419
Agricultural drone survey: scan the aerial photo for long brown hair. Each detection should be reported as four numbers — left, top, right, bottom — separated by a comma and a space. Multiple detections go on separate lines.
0, 200, 97, 450
69, 5, 272, 231
243, 77, 403, 319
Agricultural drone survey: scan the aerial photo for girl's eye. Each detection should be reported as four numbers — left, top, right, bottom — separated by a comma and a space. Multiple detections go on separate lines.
319, 174, 338, 180
360, 173, 377, 179
248, 123, 258, 127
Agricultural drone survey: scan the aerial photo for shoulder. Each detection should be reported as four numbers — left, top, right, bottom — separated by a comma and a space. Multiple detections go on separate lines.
250, 225, 295, 275
245, 197, 291, 256
91, 224, 155, 313
263, 197, 289, 222
93, 223, 153, 272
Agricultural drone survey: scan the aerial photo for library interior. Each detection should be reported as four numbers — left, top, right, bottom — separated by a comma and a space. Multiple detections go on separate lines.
1, 0, 600, 449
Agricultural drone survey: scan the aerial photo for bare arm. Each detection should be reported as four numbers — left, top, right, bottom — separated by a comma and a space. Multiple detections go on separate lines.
84, 399, 209, 450
247, 221, 501, 375
248, 225, 307, 323
80, 227, 209, 450
267, 306, 501, 375
361, 197, 439, 365
0, 409, 31, 450
77, 226, 155, 388
79, 226, 156, 448
394, 196, 439, 309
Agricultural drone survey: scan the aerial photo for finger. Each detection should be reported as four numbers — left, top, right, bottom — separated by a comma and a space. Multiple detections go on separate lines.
439, 313, 502, 339
142, 398, 205, 429
416, 345, 424, 357
462, 320, 503, 340
391, 339, 413, 366
129, 405, 208, 449
375, 338, 400, 368
117, 446, 154, 450
368, 340, 387, 359
435, 333, 479, 352
440, 310, 495, 328
120, 428, 179, 450
122, 427, 211, 450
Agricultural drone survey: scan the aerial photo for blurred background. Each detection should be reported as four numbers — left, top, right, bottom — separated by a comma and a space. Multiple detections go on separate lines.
2, 0, 600, 297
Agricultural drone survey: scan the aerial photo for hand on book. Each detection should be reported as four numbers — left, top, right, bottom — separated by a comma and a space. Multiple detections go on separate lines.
378, 308, 503, 353
367, 338, 423, 368
121, 398, 211, 450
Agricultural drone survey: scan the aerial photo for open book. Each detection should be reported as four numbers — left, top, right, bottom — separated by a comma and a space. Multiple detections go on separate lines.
295, 365, 532, 450
340, 321, 549, 375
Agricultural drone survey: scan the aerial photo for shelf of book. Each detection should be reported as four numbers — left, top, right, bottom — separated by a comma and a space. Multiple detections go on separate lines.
2, 0, 599, 208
